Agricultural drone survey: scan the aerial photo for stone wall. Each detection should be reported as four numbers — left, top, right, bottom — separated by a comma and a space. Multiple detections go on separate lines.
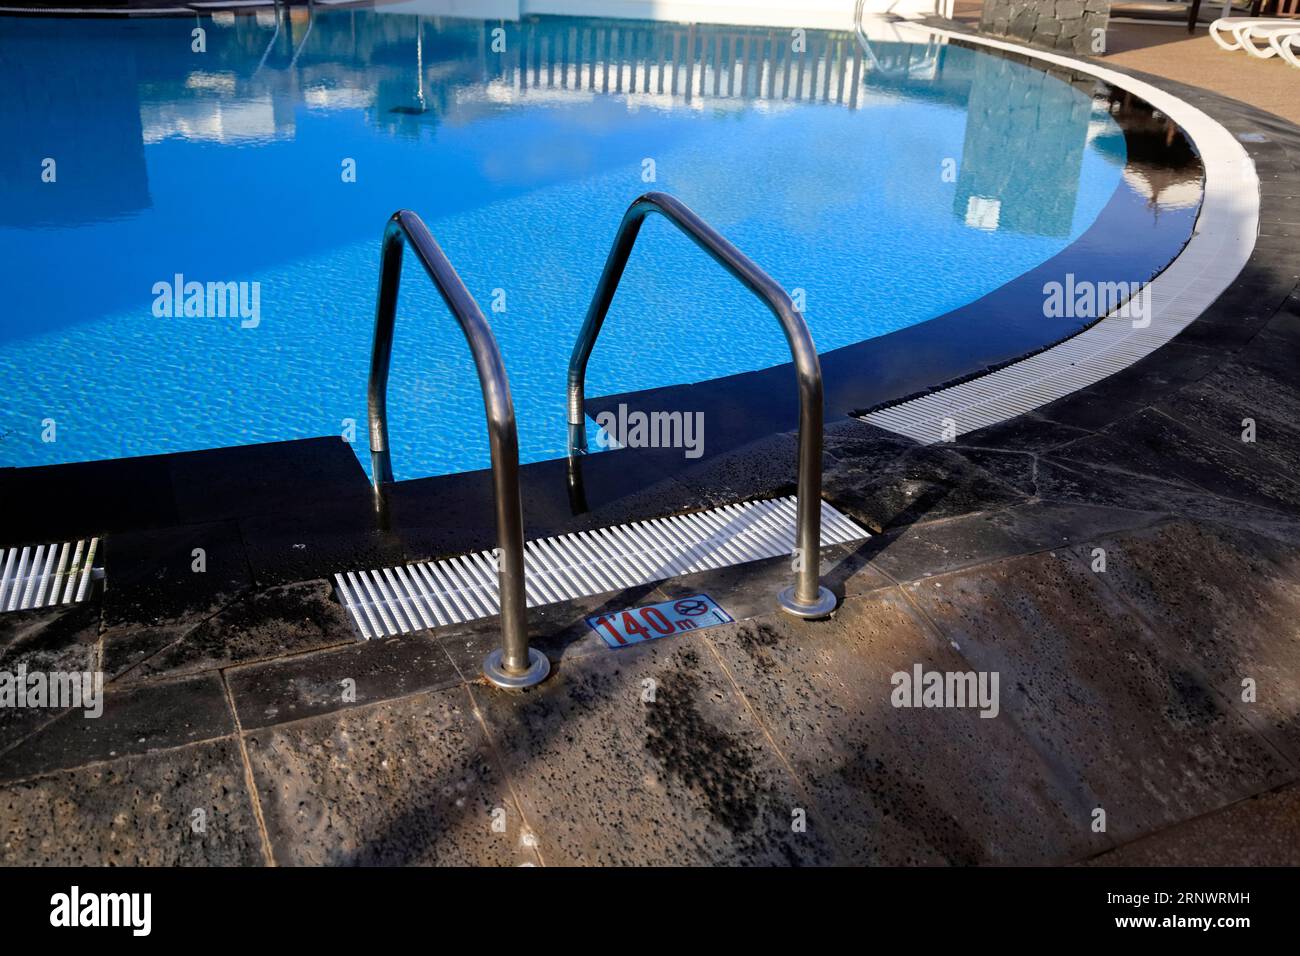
980, 0, 1112, 55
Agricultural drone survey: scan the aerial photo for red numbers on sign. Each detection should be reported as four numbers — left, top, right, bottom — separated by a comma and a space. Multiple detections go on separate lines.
593, 616, 627, 645
641, 607, 675, 634
592, 607, 682, 644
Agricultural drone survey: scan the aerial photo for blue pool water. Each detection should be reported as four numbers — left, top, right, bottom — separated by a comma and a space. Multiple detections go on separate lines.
0, 11, 1128, 479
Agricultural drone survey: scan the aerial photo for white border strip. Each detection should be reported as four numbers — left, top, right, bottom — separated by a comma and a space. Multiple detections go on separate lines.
335, 496, 869, 639
861, 25, 1260, 444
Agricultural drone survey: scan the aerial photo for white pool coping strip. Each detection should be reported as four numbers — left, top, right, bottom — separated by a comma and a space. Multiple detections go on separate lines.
335, 496, 869, 639
861, 24, 1260, 444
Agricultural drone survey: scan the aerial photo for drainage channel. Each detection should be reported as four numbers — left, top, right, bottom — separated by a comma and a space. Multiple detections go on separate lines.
0, 539, 100, 613
335, 496, 869, 640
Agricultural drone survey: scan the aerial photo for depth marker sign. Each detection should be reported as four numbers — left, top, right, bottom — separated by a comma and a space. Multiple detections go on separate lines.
587, 593, 733, 648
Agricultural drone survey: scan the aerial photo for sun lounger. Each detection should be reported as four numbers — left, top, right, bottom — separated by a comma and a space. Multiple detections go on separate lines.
1238, 20, 1300, 56
1210, 16, 1289, 48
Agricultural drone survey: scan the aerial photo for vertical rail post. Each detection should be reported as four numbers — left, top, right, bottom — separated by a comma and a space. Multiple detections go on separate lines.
368, 211, 548, 689
566, 192, 837, 619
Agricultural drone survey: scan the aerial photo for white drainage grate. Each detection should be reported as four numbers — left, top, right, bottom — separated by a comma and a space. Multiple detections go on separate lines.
335, 496, 868, 639
0, 539, 99, 613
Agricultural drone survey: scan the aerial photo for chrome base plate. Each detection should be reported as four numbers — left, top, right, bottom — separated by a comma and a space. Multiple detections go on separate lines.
483, 648, 551, 689
777, 585, 837, 620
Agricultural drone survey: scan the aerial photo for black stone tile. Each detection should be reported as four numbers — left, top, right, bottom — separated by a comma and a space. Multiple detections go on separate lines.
243, 688, 529, 865
1082, 519, 1300, 763
166, 437, 371, 525
226, 632, 461, 730
865, 510, 1042, 583
953, 413, 1093, 452
238, 492, 406, 589
824, 440, 1027, 533
0, 454, 179, 545
1159, 370, 1300, 478
1055, 409, 1300, 515
1033, 386, 1145, 431
0, 672, 234, 783
0, 598, 100, 662
101, 520, 252, 631
120, 580, 357, 681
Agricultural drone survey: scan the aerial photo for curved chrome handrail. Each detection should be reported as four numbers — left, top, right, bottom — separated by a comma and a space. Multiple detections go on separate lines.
368, 210, 548, 689
566, 192, 836, 619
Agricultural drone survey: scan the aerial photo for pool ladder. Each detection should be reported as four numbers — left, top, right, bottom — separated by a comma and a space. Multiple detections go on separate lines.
366, 193, 836, 690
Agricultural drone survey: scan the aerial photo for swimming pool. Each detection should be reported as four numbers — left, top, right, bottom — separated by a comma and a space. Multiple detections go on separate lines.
1, 10, 1146, 479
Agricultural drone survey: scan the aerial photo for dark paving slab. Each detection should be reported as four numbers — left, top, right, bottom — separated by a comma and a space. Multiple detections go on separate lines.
165, 438, 370, 526
1033, 455, 1300, 528
1158, 361, 1300, 480
0, 597, 99, 663
237, 492, 407, 589
101, 520, 252, 631
1086, 784, 1300, 866
821, 427, 1028, 534
468, 637, 837, 865
100, 624, 192, 682
0, 454, 179, 545
987, 501, 1165, 553
244, 687, 529, 866
0, 673, 234, 784
1081, 519, 1300, 764
1052, 408, 1300, 516
226, 632, 460, 730
0, 738, 264, 866
865, 510, 1043, 583
905, 549, 1293, 846
117, 580, 357, 682
0, 601, 100, 757
950, 413, 1093, 453
706, 596, 1092, 864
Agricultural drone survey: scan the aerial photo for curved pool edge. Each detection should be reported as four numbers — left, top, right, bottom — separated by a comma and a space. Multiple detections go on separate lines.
860, 21, 1260, 442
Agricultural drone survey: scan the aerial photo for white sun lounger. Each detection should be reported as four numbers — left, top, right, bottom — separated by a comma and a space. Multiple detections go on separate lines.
1210, 16, 1288, 49
1272, 28, 1300, 64
1239, 20, 1300, 56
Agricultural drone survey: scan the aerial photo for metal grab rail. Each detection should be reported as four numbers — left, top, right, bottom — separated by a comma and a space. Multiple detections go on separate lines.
368, 210, 549, 689
566, 192, 837, 619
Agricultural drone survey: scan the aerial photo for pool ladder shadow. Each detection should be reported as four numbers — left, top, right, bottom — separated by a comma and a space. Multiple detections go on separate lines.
364, 192, 837, 690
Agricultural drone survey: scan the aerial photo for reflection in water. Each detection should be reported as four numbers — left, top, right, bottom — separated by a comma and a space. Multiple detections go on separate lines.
0, 10, 1194, 476
0, 25, 151, 227
951, 54, 1202, 236
954, 56, 1093, 238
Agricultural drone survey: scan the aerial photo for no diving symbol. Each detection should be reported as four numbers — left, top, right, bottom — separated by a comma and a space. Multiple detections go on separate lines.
674, 599, 708, 617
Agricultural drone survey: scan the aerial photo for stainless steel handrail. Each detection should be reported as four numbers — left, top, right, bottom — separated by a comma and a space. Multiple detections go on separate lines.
566, 192, 837, 619
368, 210, 549, 689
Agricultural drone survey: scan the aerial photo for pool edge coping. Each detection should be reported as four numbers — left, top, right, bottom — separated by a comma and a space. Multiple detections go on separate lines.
860, 19, 1260, 443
